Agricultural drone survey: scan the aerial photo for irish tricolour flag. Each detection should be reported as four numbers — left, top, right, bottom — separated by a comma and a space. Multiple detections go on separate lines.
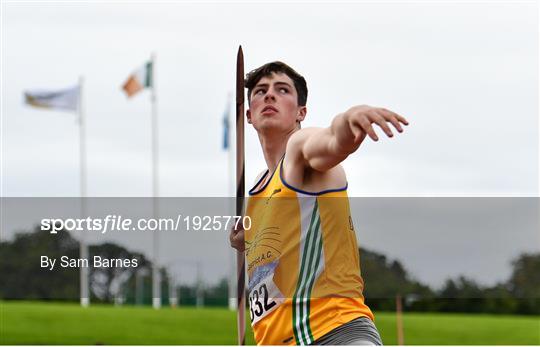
122, 61, 153, 97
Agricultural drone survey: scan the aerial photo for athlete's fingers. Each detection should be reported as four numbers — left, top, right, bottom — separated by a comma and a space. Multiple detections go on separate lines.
232, 219, 244, 232
229, 226, 245, 251
358, 117, 379, 141
230, 232, 244, 244
370, 111, 394, 138
391, 111, 409, 126
350, 123, 364, 142
379, 108, 403, 133
229, 221, 243, 240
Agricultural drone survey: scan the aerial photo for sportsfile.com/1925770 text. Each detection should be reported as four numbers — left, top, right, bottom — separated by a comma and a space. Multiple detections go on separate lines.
40, 215, 252, 234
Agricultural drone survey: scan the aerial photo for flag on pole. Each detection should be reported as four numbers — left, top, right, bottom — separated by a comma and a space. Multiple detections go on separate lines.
122, 61, 153, 97
24, 85, 79, 112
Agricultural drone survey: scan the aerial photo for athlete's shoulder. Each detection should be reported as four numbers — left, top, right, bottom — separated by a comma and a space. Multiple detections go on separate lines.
286, 127, 324, 149
284, 127, 324, 168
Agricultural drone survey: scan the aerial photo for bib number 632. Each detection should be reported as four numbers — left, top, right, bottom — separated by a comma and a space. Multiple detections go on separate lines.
248, 283, 277, 323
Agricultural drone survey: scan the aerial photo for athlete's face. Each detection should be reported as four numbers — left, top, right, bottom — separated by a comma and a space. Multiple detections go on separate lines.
247, 73, 306, 133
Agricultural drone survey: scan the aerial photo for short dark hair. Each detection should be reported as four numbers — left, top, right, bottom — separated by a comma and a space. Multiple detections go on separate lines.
245, 61, 308, 106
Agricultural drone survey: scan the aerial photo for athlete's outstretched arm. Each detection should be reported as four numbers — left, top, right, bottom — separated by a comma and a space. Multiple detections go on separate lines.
288, 105, 409, 172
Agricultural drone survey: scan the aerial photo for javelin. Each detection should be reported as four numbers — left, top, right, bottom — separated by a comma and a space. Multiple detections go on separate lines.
235, 45, 246, 345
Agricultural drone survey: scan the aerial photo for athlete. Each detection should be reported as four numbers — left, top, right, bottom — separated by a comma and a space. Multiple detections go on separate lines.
230, 61, 408, 345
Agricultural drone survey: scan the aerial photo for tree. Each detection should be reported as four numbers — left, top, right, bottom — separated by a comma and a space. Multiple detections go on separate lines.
89, 243, 151, 302
0, 226, 158, 304
360, 247, 434, 311
438, 276, 485, 313
0, 226, 79, 300
507, 253, 540, 314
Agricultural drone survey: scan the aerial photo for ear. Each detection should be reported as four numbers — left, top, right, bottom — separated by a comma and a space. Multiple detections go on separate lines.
296, 106, 307, 123
246, 109, 252, 124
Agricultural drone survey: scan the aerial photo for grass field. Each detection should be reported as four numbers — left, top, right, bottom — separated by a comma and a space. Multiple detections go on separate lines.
1, 301, 539, 345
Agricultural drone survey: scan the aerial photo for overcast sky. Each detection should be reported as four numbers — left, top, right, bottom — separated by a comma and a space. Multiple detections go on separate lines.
1, 1, 539, 287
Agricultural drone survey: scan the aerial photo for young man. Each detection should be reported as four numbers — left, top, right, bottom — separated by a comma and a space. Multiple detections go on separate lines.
230, 61, 408, 345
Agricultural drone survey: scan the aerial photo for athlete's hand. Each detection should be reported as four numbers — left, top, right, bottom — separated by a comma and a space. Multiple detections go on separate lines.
344, 105, 409, 142
229, 221, 245, 252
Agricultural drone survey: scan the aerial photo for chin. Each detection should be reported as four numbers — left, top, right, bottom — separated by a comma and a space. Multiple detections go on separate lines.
256, 120, 286, 132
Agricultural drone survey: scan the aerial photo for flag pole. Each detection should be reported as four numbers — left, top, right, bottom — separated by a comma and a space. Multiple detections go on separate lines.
150, 52, 162, 309
235, 45, 246, 346
78, 75, 89, 308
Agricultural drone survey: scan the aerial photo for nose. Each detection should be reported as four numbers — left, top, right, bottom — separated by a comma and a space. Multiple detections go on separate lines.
264, 90, 276, 102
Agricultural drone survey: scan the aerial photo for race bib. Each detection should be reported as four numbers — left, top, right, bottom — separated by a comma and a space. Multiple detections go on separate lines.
248, 260, 285, 325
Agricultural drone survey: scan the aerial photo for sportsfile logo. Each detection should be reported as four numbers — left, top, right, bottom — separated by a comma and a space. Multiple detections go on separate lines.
41, 215, 139, 234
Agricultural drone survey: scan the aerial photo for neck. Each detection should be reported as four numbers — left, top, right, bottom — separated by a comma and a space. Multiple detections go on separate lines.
257, 127, 298, 173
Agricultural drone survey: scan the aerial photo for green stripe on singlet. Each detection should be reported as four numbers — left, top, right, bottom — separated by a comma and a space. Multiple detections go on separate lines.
293, 201, 318, 344
293, 200, 320, 345
304, 222, 323, 343
301, 216, 321, 344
